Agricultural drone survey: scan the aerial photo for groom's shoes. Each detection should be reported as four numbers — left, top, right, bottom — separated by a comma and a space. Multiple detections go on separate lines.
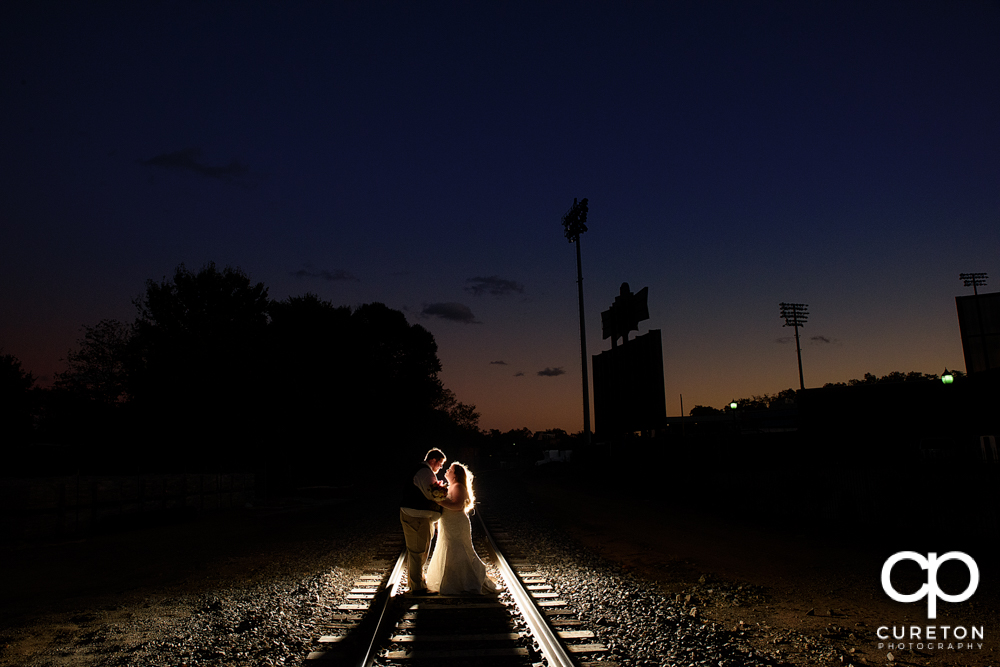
408, 588, 438, 596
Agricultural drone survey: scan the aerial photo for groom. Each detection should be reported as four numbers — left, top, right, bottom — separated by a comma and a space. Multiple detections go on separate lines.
399, 448, 446, 595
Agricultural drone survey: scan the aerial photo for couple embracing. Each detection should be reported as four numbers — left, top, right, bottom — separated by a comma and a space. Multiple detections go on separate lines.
399, 448, 498, 596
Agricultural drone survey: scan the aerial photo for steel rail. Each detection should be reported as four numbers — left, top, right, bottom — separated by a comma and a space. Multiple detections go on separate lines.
346, 515, 576, 667
476, 511, 577, 667
358, 548, 407, 667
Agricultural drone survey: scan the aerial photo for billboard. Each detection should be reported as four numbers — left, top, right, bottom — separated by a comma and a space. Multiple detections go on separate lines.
956, 292, 1000, 374
592, 329, 667, 437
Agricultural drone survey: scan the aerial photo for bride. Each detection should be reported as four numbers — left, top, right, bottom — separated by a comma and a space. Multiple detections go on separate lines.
425, 462, 498, 595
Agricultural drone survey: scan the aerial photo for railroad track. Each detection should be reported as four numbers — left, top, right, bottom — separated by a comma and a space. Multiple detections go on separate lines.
304, 509, 618, 666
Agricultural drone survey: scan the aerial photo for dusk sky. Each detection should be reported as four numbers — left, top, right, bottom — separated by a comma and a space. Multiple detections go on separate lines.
3, 1, 998, 433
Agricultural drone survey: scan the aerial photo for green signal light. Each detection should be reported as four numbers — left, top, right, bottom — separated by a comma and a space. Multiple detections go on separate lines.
941, 374, 954, 384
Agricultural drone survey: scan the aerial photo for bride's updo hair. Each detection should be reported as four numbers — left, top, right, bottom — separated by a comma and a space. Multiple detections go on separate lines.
450, 462, 475, 511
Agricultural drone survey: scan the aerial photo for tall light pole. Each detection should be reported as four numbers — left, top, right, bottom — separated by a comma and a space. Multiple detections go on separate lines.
563, 198, 591, 445
960, 272, 990, 371
779, 302, 809, 390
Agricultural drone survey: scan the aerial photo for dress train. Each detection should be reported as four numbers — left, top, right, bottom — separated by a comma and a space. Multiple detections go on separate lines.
426, 508, 498, 595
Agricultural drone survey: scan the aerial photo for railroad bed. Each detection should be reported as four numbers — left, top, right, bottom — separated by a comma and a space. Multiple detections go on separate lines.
303, 512, 618, 666
0, 487, 794, 666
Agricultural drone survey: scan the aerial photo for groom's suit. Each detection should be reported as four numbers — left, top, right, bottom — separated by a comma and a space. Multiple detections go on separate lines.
400, 462, 443, 592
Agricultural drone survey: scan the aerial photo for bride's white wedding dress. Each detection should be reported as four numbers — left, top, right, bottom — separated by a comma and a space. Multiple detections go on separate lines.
426, 507, 498, 595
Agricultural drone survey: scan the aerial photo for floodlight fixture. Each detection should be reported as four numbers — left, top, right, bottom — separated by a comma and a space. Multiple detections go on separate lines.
779, 302, 809, 327
779, 302, 809, 390
960, 272, 988, 296
562, 198, 589, 242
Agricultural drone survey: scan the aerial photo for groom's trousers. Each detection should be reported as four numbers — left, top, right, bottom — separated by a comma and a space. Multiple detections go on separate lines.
400, 508, 437, 591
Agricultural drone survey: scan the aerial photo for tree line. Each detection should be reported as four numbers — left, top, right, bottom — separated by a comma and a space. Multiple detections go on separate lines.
687, 370, 965, 416
2, 263, 481, 482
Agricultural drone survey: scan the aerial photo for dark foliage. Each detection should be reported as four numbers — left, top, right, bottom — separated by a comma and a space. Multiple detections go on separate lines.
724, 388, 798, 412
700, 375, 953, 415
480, 427, 541, 466
1, 352, 36, 444
262, 296, 463, 485
55, 319, 133, 404
822, 370, 960, 388
22, 264, 480, 480
125, 263, 271, 470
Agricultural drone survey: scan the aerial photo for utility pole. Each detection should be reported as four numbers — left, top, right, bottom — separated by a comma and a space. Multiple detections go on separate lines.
960, 272, 990, 371
779, 302, 809, 390
563, 198, 591, 445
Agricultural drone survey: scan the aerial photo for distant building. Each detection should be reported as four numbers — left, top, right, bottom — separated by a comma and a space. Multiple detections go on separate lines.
956, 292, 1000, 374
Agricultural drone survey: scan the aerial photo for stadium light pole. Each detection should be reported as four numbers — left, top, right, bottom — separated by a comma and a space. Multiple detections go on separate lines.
779, 302, 809, 391
960, 272, 989, 371
563, 198, 592, 445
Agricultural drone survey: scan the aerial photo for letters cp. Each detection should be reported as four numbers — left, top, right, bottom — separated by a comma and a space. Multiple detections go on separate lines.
881, 551, 979, 619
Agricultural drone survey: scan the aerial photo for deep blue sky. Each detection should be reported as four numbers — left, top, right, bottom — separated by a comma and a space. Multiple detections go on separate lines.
3, 1, 998, 432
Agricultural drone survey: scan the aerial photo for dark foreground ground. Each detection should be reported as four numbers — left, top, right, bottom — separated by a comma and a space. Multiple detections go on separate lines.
1, 468, 997, 666
514, 466, 999, 667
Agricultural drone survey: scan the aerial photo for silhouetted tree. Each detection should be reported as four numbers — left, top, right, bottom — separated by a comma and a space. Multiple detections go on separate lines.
129, 262, 270, 469
422, 387, 483, 450
18, 265, 481, 479
265, 293, 352, 422
262, 296, 476, 482
535, 428, 570, 442
482, 427, 535, 466
823, 371, 951, 388
32, 320, 137, 462
434, 388, 481, 432
348, 302, 448, 453
55, 319, 132, 404
0, 352, 36, 445
261, 293, 353, 483
771, 387, 798, 404
726, 388, 798, 411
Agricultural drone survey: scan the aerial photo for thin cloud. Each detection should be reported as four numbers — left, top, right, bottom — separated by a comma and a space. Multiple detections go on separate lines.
490, 360, 508, 365
537, 367, 566, 377
291, 267, 359, 282
776, 337, 794, 344
421, 303, 480, 324
141, 148, 248, 179
811, 335, 833, 344
465, 275, 525, 297
514, 371, 525, 377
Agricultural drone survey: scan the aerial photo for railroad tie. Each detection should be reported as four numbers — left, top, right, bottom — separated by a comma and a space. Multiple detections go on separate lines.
385, 647, 530, 659
308, 512, 617, 667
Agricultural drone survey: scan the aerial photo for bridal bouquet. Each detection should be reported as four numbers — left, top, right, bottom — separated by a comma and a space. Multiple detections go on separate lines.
430, 480, 449, 503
